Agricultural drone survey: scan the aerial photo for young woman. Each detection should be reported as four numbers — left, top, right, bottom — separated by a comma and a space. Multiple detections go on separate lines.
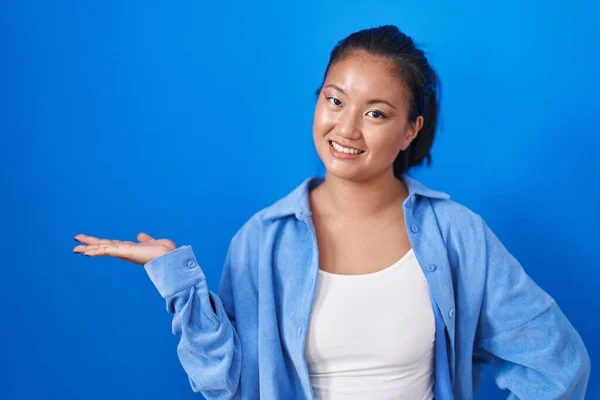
73, 25, 590, 399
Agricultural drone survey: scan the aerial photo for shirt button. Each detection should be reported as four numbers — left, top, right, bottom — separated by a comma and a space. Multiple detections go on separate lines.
187, 259, 197, 269
427, 264, 437, 272
411, 224, 419, 233
448, 309, 455, 319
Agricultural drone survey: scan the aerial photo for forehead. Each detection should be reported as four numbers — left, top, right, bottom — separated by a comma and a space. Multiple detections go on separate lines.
324, 52, 407, 99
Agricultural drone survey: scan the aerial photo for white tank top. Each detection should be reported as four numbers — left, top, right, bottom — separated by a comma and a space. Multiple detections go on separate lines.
305, 248, 435, 400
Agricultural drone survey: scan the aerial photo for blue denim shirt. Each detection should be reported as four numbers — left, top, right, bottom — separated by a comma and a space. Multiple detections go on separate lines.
144, 175, 590, 399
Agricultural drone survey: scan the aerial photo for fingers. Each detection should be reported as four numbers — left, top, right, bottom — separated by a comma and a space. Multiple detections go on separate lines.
74, 234, 117, 245
73, 233, 135, 257
75, 243, 132, 258
137, 232, 155, 243
74, 233, 154, 245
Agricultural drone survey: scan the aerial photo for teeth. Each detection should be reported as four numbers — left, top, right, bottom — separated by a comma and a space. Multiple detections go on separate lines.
331, 141, 363, 155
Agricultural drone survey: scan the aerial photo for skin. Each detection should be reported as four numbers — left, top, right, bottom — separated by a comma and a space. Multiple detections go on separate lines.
309, 51, 425, 275
313, 51, 423, 188
73, 232, 175, 264
73, 51, 425, 275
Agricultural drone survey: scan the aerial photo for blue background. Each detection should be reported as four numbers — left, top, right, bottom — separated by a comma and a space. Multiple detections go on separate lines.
1, 1, 598, 399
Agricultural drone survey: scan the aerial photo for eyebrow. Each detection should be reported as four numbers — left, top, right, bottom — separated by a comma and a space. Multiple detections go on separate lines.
323, 84, 397, 110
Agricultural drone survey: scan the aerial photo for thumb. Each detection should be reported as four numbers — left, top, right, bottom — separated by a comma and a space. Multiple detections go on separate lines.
137, 232, 155, 243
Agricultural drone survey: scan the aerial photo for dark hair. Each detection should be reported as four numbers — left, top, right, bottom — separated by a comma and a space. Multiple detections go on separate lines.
316, 25, 441, 178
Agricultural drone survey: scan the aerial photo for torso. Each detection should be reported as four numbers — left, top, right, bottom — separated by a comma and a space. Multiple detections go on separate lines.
305, 179, 435, 399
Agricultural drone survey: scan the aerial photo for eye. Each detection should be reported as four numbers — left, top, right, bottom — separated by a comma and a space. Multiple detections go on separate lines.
326, 96, 342, 107
367, 110, 387, 119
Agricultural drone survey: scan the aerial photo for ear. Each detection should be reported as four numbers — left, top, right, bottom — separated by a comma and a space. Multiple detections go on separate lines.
402, 116, 424, 150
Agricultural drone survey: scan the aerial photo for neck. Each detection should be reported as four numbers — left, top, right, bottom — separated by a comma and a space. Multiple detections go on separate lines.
319, 170, 408, 219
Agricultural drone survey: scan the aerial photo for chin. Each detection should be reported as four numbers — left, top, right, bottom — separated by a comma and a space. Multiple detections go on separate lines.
324, 160, 373, 182
326, 167, 360, 181
324, 156, 392, 184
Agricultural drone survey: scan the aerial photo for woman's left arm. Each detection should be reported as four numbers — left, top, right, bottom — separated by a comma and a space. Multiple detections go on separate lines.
474, 219, 590, 399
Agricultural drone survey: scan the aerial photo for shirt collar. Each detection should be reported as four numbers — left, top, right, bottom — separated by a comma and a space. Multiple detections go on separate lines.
263, 175, 450, 221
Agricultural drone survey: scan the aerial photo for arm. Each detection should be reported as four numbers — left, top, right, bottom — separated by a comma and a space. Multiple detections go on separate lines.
473, 218, 590, 399
144, 244, 242, 399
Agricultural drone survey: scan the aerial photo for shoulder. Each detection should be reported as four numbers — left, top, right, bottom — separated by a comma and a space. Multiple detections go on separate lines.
422, 196, 519, 283
401, 174, 487, 237
425, 196, 486, 233
407, 182, 498, 267
229, 176, 320, 246
402, 173, 486, 239
241, 176, 322, 226
420, 196, 496, 260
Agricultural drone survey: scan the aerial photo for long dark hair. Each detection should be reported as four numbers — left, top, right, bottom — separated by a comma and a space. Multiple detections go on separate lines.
316, 25, 441, 178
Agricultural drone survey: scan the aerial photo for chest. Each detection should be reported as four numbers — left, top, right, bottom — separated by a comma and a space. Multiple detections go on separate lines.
312, 213, 412, 275
304, 250, 436, 397
307, 250, 435, 361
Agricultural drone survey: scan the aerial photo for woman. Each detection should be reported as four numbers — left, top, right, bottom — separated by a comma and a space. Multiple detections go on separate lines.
73, 25, 590, 399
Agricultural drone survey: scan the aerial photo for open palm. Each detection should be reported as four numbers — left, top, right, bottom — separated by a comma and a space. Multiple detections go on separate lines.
73, 232, 176, 265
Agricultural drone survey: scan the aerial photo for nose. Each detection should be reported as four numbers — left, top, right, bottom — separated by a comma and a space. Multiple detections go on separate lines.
337, 109, 362, 140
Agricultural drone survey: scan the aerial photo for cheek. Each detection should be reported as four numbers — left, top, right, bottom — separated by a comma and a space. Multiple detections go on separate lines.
365, 129, 405, 158
313, 102, 335, 135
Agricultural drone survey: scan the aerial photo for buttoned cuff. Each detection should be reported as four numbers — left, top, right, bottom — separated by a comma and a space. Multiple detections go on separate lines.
143, 245, 206, 299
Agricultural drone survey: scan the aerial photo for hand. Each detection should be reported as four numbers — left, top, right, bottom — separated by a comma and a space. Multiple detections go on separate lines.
73, 232, 177, 265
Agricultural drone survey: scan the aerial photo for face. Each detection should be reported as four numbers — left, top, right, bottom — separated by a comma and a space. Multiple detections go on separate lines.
312, 52, 423, 182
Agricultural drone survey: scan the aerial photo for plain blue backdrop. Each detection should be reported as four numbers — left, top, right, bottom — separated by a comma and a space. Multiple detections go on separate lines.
1, 1, 598, 399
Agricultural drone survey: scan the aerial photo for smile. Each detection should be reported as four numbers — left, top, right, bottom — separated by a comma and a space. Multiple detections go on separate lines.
329, 140, 365, 155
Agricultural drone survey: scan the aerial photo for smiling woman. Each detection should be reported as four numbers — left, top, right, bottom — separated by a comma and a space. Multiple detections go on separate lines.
74, 25, 590, 400
312, 29, 435, 184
